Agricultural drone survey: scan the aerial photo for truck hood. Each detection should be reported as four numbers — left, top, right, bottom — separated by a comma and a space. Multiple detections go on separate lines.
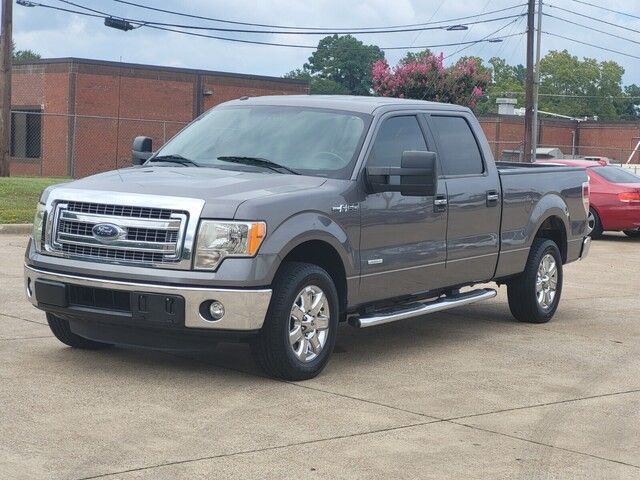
56, 166, 328, 219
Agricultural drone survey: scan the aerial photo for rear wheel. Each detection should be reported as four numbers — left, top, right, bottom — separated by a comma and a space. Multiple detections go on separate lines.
47, 313, 113, 349
507, 239, 563, 324
251, 262, 339, 381
623, 230, 640, 238
588, 208, 603, 239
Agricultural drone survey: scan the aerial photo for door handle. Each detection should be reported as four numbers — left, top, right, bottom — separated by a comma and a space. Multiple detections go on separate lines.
486, 190, 499, 207
434, 194, 447, 212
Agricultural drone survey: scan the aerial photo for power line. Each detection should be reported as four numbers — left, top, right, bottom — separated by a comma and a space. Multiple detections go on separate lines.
493, 92, 640, 99
111, 0, 527, 32
21, 1, 526, 50
443, 16, 523, 59
56, 2, 527, 36
147, 21, 525, 51
544, 13, 640, 46
407, 0, 446, 49
385, 31, 525, 51
542, 31, 640, 60
546, 4, 640, 36
567, 0, 640, 21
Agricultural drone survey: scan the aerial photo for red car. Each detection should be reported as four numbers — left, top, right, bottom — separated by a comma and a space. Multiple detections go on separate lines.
537, 159, 640, 238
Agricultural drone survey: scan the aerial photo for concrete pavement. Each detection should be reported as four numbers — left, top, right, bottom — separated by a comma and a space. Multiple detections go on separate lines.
1, 233, 639, 479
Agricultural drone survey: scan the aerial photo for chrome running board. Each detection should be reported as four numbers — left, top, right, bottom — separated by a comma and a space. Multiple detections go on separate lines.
351, 288, 497, 328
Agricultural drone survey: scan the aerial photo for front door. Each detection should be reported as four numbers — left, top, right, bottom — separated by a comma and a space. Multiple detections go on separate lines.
426, 114, 501, 285
358, 114, 448, 304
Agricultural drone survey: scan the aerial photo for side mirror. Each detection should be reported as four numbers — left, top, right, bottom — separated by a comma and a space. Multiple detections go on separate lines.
366, 151, 438, 196
132, 136, 153, 166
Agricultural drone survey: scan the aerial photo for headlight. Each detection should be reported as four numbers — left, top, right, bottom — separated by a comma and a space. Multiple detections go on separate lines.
32, 203, 46, 253
194, 221, 266, 270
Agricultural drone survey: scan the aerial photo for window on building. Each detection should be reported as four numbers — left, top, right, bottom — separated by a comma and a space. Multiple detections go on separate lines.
430, 116, 484, 176
11, 109, 42, 159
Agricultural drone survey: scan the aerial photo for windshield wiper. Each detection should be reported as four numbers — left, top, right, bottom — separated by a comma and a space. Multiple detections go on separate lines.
216, 156, 300, 175
149, 154, 201, 167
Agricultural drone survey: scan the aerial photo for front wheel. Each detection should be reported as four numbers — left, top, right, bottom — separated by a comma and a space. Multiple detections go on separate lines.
623, 230, 640, 238
251, 262, 339, 381
507, 239, 563, 323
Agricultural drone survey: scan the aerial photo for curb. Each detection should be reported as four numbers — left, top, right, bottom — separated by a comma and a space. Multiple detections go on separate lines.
0, 224, 33, 235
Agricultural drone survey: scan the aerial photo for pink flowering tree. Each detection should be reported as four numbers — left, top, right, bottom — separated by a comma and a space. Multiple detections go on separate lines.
372, 53, 489, 109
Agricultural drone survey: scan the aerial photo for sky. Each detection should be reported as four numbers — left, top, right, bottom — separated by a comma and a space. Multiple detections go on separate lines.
7, 0, 640, 85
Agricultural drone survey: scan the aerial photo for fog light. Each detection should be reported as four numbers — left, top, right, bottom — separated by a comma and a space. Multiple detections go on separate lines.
208, 301, 225, 320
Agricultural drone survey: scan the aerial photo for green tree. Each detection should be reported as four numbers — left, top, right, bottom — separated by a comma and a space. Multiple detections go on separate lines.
539, 50, 624, 120
284, 68, 349, 95
400, 49, 434, 65
303, 35, 384, 95
11, 42, 40, 61
620, 84, 640, 119
475, 57, 526, 114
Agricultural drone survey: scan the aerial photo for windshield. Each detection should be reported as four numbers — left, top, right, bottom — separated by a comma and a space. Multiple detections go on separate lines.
155, 105, 371, 178
592, 166, 640, 184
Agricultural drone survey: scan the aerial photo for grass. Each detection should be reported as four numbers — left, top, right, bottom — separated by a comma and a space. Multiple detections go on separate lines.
0, 177, 69, 224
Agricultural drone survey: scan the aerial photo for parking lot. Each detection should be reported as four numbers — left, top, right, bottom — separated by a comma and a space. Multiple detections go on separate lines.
1, 232, 639, 479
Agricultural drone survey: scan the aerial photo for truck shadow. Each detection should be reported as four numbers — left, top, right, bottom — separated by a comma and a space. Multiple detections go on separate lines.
54, 304, 524, 381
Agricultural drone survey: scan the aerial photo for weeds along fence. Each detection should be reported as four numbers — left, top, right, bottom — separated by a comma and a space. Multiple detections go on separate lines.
8, 110, 187, 178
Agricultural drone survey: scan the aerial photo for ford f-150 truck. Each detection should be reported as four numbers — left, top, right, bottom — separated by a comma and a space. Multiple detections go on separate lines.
24, 95, 591, 380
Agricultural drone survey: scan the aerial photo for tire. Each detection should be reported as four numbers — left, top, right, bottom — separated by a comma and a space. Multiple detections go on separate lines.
47, 313, 113, 349
507, 238, 563, 324
250, 262, 339, 381
623, 230, 640, 238
588, 208, 603, 239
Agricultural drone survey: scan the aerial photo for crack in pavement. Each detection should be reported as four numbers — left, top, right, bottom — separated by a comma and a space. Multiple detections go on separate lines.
75, 348, 637, 479
450, 420, 640, 470
75, 386, 640, 480
74, 419, 442, 480
0, 335, 52, 341
0, 312, 47, 325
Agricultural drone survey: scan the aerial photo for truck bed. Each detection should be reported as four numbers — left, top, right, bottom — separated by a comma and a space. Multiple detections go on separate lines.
496, 161, 586, 175
493, 161, 589, 280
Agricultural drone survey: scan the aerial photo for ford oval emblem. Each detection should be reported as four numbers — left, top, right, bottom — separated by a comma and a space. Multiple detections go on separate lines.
92, 223, 125, 242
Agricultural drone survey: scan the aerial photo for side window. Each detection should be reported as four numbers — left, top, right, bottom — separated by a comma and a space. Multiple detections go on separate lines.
368, 115, 427, 167
430, 116, 483, 176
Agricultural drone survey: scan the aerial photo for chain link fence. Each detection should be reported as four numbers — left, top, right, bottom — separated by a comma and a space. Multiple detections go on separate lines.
9, 110, 187, 177
9, 109, 640, 177
489, 140, 640, 166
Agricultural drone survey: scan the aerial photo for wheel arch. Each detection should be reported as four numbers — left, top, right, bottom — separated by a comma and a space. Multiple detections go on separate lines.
534, 215, 568, 263
280, 240, 348, 314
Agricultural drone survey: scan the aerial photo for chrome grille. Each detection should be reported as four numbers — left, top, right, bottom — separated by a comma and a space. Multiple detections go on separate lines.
66, 201, 173, 219
60, 244, 165, 263
49, 201, 188, 266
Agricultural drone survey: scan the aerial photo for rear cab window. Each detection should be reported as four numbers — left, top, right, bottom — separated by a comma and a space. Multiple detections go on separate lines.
428, 115, 484, 176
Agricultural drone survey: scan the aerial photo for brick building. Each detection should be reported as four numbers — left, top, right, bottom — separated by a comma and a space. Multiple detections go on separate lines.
9, 58, 308, 177
8, 58, 639, 178
478, 115, 640, 164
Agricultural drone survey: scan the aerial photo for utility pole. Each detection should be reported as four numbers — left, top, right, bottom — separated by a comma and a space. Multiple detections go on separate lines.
0, 0, 12, 177
523, 0, 535, 162
531, 0, 543, 161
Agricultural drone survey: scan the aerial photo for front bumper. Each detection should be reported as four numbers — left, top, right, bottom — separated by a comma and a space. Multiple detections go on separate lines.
24, 265, 272, 331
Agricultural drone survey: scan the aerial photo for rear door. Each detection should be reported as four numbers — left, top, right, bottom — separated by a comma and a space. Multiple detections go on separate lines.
425, 113, 501, 285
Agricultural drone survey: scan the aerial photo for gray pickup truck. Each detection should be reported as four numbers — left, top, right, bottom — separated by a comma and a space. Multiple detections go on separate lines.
24, 95, 591, 380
